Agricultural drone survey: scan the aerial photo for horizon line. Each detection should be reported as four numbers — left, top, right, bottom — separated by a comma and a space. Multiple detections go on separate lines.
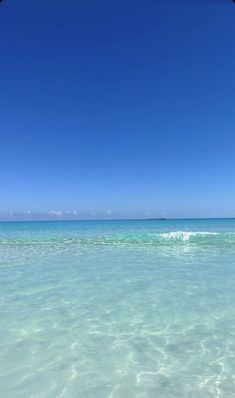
0, 217, 235, 223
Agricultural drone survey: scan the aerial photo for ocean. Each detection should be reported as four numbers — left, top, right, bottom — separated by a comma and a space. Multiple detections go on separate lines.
0, 219, 235, 397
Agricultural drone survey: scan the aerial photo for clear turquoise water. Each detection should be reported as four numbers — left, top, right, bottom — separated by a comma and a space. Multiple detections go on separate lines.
1, 219, 235, 398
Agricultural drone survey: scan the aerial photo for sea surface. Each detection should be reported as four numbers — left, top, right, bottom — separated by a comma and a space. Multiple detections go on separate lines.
1, 219, 235, 398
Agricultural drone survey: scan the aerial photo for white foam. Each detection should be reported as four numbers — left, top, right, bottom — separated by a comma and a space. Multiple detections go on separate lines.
159, 231, 218, 241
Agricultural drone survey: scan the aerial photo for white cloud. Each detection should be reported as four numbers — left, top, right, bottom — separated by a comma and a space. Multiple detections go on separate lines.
48, 210, 63, 216
73, 210, 78, 216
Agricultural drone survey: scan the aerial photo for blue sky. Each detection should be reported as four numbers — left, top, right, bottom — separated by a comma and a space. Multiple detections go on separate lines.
0, 0, 235, 220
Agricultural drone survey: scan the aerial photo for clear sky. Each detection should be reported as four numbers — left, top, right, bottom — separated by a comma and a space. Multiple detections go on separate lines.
0, 0, 235, 220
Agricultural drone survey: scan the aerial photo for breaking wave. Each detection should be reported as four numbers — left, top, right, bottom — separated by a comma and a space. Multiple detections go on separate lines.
1, 231, 235, 247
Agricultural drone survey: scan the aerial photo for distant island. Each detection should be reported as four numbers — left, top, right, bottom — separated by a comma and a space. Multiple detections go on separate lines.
148, 218, 167, 220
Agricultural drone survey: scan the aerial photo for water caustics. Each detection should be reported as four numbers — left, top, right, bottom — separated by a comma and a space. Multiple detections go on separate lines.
1, 219, 235, 397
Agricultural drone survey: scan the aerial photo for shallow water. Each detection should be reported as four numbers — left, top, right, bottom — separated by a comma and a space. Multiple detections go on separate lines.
1, 219, 235, 397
